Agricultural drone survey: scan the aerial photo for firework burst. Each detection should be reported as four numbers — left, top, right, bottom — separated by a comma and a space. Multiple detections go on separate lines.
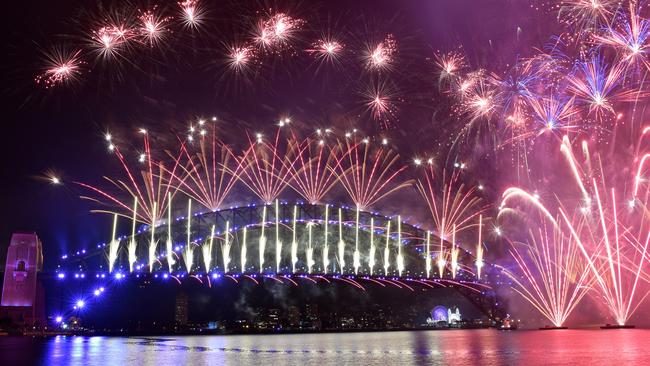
333, 139, 411, 210
35, 48, 84, 88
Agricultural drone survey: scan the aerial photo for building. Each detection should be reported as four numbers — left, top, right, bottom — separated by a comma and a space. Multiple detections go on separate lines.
0, 233, 45, 329
287, 306, 301, 329
174, 292, 189, 327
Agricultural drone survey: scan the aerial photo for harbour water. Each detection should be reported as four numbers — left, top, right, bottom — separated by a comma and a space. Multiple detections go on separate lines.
2, 329, 649, 365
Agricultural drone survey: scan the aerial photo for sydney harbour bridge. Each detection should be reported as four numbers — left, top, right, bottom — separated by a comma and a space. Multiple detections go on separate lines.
51, 201, 509, 326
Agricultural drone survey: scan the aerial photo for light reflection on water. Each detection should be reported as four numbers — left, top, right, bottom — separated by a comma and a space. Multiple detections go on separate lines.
5, 329, 650, 366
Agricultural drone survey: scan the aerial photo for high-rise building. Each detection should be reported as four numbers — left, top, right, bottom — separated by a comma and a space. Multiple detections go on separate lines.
287, 306, 301, 328
0, 233, 45, 328
174, 292, 189, 327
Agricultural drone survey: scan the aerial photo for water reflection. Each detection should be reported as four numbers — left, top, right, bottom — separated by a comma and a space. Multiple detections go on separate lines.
3, 329, 648, 366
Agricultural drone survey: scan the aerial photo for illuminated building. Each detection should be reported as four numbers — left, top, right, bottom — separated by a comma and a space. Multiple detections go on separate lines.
174, 292, 188, 327
0, 233, 45, 328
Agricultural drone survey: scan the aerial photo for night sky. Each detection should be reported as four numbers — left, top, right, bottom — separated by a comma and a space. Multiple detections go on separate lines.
0, 0, 550, 270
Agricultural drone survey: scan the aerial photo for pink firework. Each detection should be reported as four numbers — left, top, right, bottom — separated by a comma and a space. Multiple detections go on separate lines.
178, 0, 204, 28
416, 166, 486, 242
227, 45, 255, 72
499, 220, 594, 327
236, 128, 298, 204
566, 56, 638, 121
366, 34, 397, 70
254, 13, 305, 49
168, 121, 243, 212
138, 8, 170, 46
35, 49, 83, 88
594, 3, 650, 69
92, 24, 133, 58
433, 50, 466, 84
76, 130, 185, 226
333, 139, 411, 210
308, 39, 343, 61
288, 136, 341, 204
362, 78, 400, 129
500, 135, 650, 326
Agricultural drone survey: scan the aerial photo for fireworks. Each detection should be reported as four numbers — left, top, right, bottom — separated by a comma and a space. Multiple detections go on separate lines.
309, 39, 343, 60
171, 121, 242, 212
254, 13, 305, 49
333, 139, 411, 210
594, 4, 650, 68
43, 0, 650, 326
500, 221, 593, 327
179, 0, 204, 28
227, 46, 254, 72
566, 56, 634, 120
76, 130, 183, 226
237, 129, 297, 204
366, 34, 397, 70
500, 134, 650, 326
139, 9, 170, 46
35, 49, 83, 88
289, 137, 340, 204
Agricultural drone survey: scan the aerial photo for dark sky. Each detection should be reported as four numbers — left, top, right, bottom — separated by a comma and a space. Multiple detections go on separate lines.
0, 0, 550, 270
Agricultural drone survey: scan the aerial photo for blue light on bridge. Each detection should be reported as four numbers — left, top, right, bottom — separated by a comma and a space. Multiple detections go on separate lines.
57, 273, 65, 279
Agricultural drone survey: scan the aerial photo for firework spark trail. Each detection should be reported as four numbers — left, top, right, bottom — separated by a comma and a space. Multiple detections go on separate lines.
353, 208, 362, 275
237, 130, 297, 204
92, 23, 133, 59
323, 204, 330, 274
226, 45, 255, 72
259, 205, 267, 273
275, 200, 282, 273
178, 0, 204, 28
139, 8, 171, 46
476, 215, 484, 279
416, 166, 486, 247
338, 207, 346, 273
221, 221, 231, 272
170, 122, 242, 212
366, 34, 397, 70
450, 225, 459, 278
163, 193, 175, 273
128, 198, 138, 273
307, 38, 343, 67
558, 0, 616, 35
363, 78, 400, 129
35, 49, 83, 88
500, 136, 650, 325
333, 140, 411, 210
567, 55, 638, 120
183, 199, 194, 273
78, 131, 184, 223
594, 3, 650, 69
254, 13, 305, 49
433, 50, 466, 87
108, 213, 119, 273
383, 221, 391, 275
291, 205, 299, 273
288, 137, 340, 204
203, 225, 215, 272
306, 222, 315, 273
369, 217, 376, 275
425, 230, 432, 278
500, 220, 594, 327
396, 215, 404, 276
528, 93, 578, 134
241, 227, 247, 272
